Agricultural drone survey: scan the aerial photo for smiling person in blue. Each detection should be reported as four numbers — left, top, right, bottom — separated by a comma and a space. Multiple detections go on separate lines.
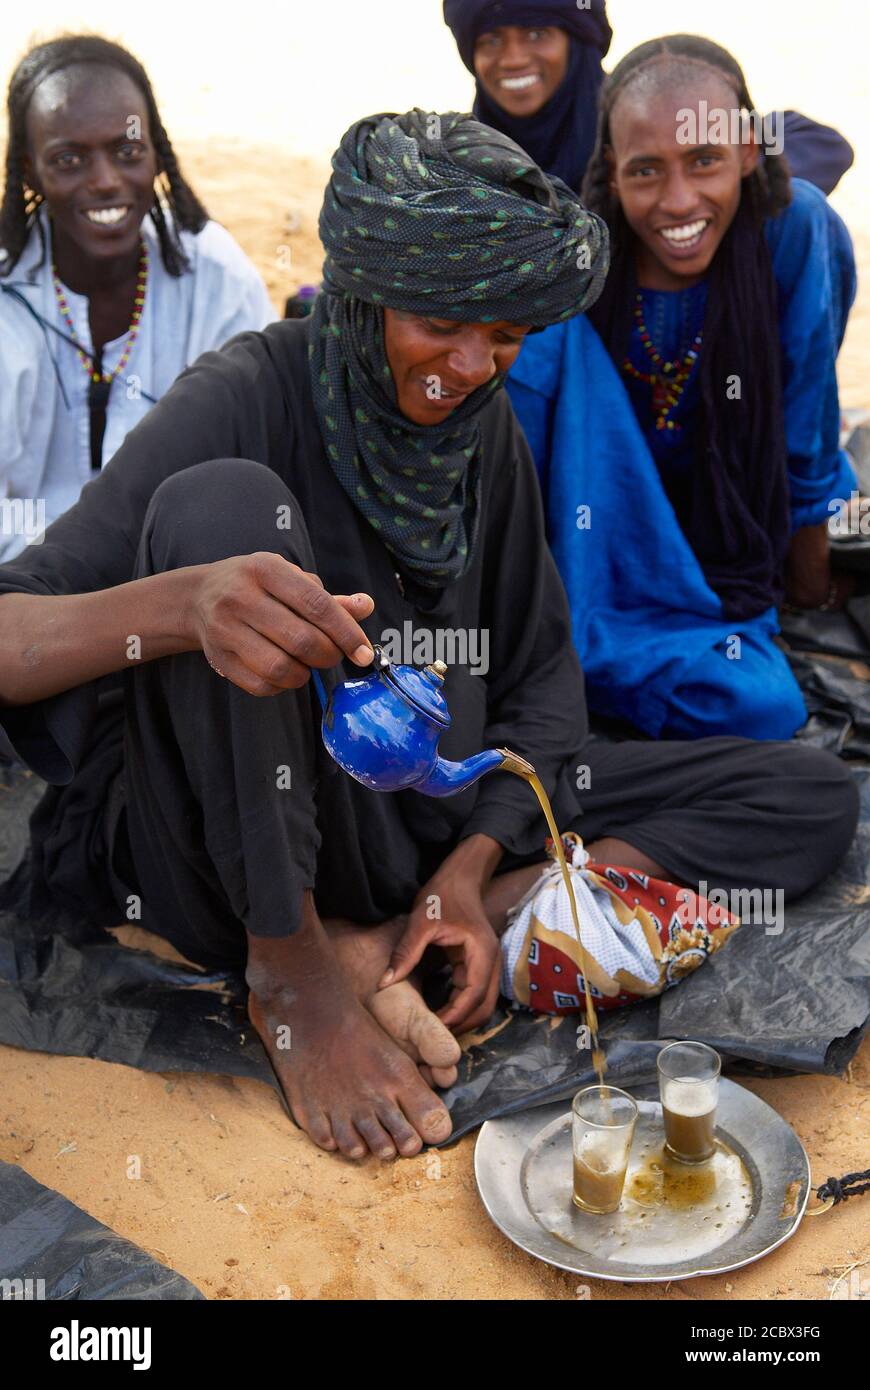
507, 35, 857, 741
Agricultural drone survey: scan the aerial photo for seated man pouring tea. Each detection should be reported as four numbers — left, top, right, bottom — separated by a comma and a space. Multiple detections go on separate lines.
0, 111, 857, 1161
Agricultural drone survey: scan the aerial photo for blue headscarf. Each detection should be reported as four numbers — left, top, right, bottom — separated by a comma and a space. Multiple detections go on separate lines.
443, 0, 612, 192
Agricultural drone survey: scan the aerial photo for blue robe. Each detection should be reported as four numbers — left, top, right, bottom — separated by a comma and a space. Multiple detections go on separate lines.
507, 179, 857, 740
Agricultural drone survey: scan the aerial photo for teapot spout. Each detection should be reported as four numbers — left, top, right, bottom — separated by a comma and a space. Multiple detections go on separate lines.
416, 747, 531, 799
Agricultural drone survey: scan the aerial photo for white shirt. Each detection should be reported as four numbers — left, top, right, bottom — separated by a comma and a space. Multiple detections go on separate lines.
0, 209, 275, 562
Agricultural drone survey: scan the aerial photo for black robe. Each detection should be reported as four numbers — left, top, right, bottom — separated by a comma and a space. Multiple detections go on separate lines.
0, 318, 588, 952
0, 318, 861, 964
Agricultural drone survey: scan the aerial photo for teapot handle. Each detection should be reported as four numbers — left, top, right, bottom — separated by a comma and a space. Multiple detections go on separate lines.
311, 645, 384, 715
311, 669, 329, 713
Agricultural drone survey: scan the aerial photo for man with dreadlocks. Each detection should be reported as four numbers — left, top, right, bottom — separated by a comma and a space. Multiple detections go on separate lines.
0, 110, 857, 1160
508, 35, 857, 742
0, 35, 273, 564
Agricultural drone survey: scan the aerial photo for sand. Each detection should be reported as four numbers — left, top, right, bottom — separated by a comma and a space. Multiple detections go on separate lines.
1, 927, 868, 1302
2, 135, 870, 1301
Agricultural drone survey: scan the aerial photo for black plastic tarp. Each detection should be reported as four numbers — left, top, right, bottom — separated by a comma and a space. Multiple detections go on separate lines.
0, 1160, 203, 1300
1, 743, 869, 1146
790, 652, 870, 759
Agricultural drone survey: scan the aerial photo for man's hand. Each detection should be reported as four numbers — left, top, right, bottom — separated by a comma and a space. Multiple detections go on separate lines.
184, 552, 374, 694
377, 835, 504, 1033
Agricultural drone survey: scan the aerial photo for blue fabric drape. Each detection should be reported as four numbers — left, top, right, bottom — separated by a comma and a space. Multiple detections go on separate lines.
506, 180, 857, 740
782, 111, 855, 197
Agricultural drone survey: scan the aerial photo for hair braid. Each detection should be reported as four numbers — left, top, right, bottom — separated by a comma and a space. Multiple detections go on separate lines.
581, 33, 794, 619
0, 102, 42, 272
1, 34, 208, 277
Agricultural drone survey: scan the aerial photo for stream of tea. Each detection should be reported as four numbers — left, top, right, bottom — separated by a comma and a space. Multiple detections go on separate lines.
503, 758, 606, 1087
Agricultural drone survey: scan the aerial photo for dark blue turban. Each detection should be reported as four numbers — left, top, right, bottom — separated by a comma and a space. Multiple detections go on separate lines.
444, 0, 612, 71
443, 0, 612, 192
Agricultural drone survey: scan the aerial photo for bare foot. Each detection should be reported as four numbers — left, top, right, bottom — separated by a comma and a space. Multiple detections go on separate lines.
326, 917, 462, 1089
245, 897, 453, 1160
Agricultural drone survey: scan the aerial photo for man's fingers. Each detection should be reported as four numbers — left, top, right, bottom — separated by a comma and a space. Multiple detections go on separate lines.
253, 555, 375, 666
438, 945, 500, 1031
209, 624, 313, 695
438, 975, 499, 1032
209, 651, 289, 698
245, 595, 350, 670
295, 570, 375, 624
438, 983, 490, 1032
378, 918, 436, 989
334, 593, 376, 619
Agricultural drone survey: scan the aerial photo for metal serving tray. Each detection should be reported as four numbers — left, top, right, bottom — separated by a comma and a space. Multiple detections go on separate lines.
474, 1079, 810, 1283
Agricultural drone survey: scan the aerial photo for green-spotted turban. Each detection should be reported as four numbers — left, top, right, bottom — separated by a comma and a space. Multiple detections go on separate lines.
309, 110, 609, 591
319, 108, 608, 326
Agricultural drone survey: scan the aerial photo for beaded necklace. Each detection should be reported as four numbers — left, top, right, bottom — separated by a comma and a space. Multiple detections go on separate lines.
52, 240, 149, 390
622, 291, 703, 433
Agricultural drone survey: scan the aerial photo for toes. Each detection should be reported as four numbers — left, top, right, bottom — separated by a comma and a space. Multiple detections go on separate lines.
376, 1101, 424, 1157
400, 1084, 453, 1147
331, 1115, 367, 1160
370, 977, 462, 1069
368, 987, 418, 1057
418, 1063, 458, 1089
354, 1114, 397, 1161
383, 1059, 454, 1147
429, 1064, 458, 1089
406, 1003, 462, 1070
419, 1103, 453, 1145
293, 1102, 337, 1152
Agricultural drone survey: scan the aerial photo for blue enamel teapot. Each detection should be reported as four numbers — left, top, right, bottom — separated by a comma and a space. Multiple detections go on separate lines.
311, 644, 533, 796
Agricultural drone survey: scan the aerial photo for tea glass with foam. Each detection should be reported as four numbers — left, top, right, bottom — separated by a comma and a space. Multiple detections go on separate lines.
657, 1041, 721, 1164
571, 1085, 638, 1214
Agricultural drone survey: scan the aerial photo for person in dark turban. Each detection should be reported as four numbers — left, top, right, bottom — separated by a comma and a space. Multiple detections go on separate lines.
443, 0, 612, 193
0, 110, 857, 1164
313, 110, 606, 589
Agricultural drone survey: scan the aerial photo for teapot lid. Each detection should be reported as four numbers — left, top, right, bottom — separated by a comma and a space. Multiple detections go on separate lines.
372, 646, 451, 728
